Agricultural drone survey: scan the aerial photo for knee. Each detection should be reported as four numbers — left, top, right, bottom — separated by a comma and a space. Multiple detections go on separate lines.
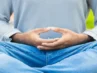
0, 54, 20, 73
0, 58, 12, 73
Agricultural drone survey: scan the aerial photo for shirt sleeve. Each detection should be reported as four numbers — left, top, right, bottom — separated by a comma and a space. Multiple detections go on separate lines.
83, 0, 97, 40
0, 0, 21, 41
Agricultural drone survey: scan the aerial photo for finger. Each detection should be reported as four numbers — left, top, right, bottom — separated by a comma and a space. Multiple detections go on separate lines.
50, 27, 67, 34
42, 38, 64, 47
34, 28, 50, 34
39, 38, 59, 43
53, 44, 66, 49
37, 44, 65, 50
37, 46, 51, 50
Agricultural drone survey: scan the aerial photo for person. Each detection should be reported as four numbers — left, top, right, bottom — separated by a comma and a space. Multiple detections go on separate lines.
0, 0, 97, 73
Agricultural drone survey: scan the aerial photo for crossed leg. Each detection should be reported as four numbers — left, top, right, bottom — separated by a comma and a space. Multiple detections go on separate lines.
37, 41, 97, 73
0, 41, 97, 73
0, 42, 45, 73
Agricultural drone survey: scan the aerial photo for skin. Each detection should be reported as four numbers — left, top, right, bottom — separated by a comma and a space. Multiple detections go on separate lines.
11, 28, 59, 47
11, 27, 93, 50
38, 27, 92, 50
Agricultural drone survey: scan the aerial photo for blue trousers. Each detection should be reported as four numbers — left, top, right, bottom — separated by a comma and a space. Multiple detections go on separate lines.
0, 41, 97, 73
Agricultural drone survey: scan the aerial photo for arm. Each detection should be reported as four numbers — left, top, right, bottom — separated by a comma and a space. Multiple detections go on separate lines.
0, 0, 20, 41
84, 0, 97, 40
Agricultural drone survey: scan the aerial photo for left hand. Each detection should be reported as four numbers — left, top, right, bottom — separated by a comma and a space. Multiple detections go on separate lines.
37, 27, 91, 50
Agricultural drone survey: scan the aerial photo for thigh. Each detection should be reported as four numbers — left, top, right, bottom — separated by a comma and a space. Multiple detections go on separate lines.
39, 41, 97, 73
0, 53, 43, 73
47, 41, 97, 65
0, 42, 46, 67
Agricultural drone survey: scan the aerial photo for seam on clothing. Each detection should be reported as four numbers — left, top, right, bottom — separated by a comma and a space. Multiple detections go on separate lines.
45, 52, 48, 65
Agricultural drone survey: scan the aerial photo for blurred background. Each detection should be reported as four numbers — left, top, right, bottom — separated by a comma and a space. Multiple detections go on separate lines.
86, 10, 94, 29
10, 10, 94, 29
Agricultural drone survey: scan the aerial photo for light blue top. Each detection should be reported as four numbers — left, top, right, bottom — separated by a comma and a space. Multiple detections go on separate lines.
0, 0, 97, 41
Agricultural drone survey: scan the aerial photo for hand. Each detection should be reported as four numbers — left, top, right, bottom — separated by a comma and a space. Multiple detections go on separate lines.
37, 27, 91, 50
11, 28, 58, 46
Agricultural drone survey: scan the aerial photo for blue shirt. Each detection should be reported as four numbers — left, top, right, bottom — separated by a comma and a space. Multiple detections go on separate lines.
0, 0, 97, 41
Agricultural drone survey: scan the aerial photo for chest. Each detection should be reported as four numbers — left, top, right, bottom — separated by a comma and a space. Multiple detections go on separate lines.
13, 0, 87, 7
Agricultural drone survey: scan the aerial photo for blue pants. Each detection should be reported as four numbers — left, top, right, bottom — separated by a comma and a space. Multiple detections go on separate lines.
0, 41, 97, 73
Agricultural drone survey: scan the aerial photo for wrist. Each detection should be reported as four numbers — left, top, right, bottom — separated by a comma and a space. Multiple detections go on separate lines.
11, 33, 23, 42
78, 34, 93, 43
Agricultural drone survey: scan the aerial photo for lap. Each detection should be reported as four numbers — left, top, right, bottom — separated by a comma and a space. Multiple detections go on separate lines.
0, 41, 97, 67
0, 42, 46, 67
46, 41, 97, 65
0, 41, 97, 73
39, 41, 97, 73
0, 53, 42, 73
40, 50, 97, 73
0, 42, 43, 54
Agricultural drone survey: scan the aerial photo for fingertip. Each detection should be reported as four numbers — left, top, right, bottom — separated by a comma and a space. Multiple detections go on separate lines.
47, 27, 56, 30
46, 27, 52, 30
50, 27, 56, 30
37, 46, 44, 50
54, 38, 60, 40
37, 46, 41, 49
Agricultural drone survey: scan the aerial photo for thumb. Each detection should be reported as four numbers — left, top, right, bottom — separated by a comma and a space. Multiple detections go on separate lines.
39, 38, 59, 43
50, 27, 67, 34
34, 28, 50, 34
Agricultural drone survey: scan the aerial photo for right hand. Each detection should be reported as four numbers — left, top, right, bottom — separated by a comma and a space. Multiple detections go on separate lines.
11, 28, 58, 47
